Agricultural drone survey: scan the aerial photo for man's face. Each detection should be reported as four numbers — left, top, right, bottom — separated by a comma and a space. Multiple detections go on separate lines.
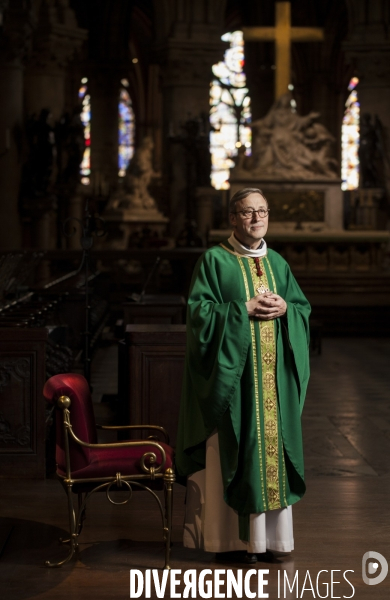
230, 192, 269, 248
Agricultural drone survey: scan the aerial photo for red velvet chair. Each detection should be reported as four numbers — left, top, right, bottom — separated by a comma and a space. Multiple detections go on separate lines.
43, 373, 175, 568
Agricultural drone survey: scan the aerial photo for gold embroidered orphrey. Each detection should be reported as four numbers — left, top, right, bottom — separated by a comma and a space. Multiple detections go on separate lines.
249, 257, 287, 511
226, 249, 288, 511
236, 256, 266, 507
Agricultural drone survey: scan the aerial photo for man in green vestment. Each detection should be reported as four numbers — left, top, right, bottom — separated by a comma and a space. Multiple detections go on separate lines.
176, 188, 311, 562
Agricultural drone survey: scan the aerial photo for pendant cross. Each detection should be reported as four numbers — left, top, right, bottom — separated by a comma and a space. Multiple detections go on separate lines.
257, 284, 270, 295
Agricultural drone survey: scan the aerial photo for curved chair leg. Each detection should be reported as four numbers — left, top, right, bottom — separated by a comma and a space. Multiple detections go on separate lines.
58, 492, 86, 544
77, 492, 87, 535
163, 468, 175, 570
45, 482, 79, 567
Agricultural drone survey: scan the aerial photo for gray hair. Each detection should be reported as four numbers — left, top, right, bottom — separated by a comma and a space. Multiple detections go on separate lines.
229, 188, 268, 213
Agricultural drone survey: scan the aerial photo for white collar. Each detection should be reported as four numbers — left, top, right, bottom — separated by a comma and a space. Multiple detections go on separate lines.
228, 233, 268, 258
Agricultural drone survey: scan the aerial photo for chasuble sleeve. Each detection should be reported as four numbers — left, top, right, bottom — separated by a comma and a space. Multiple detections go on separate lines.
282, 263, 311, 412
176, 250, 251, 477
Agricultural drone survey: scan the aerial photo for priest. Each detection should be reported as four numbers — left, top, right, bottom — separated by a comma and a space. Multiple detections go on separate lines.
176, 187, 311, 563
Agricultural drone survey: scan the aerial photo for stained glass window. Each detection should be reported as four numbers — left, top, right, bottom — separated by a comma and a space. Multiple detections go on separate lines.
341, 77, 359, 191
78, 77, 91, 185
118, 79, 135, 177
210, 31, 252, 190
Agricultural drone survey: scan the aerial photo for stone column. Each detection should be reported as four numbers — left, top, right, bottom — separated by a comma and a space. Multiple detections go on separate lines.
154, 0, 227, 237
196, 186, 219, 243
344, 0, 390, 195
0, 1, 33, 250
25, 1, 87, 119
23, 0, 87, 250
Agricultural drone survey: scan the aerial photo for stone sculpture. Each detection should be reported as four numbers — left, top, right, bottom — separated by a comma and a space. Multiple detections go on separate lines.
232, 93, 338, 180
113, 136, 159, 212
103, 136, 167, 249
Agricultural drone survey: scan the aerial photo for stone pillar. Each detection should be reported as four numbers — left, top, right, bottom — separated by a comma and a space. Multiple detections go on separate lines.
67, 187, 85, 250
154, 0, 227, 236
23, 0, 87, 250
344, 0, 390, 195
0, 1, 33, 250
25, 1, 87, 119
196, 186, 219, 244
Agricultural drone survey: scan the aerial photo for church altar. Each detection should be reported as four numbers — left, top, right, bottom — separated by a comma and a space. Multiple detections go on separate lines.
222, 88, 389, 277
209, 228, 390, 245
228, 88, 345, 230
229, 178, 344, 231
208, 228, 389, 271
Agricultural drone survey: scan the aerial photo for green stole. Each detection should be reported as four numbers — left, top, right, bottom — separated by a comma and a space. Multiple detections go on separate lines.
176, 239, 311, 541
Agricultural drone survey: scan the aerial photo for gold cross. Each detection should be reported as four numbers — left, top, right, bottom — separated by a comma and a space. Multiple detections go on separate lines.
242, 2, 324, 99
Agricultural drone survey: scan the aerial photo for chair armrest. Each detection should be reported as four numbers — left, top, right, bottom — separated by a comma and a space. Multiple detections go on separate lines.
64, 412, 171, 476
96, 424, 170, 444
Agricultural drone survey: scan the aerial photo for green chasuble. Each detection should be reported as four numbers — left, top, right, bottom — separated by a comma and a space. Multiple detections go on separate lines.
176, 239, 311, 541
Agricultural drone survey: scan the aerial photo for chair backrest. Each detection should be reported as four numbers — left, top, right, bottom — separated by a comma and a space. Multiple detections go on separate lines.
43, 373, 97, 474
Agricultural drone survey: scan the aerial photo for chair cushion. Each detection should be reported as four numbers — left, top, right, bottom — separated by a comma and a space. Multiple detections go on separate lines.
56, 440, 174, 479
44, 373, 98, 473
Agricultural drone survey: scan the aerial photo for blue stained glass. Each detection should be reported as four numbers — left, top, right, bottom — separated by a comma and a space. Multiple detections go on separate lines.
118, 87, 135, 176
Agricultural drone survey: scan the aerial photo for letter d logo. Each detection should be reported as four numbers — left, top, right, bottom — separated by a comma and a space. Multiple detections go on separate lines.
362, 551, 388, 586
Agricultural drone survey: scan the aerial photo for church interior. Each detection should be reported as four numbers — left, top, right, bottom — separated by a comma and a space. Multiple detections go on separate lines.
1, 1, 390, 598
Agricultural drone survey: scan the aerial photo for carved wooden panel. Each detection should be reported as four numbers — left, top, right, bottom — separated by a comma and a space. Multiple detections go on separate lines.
0, 329, 47, 477
125, 325, 186, 446
0, 357, 32, 450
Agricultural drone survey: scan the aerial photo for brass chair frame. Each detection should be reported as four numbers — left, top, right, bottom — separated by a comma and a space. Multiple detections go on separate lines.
46, 394, 175, 569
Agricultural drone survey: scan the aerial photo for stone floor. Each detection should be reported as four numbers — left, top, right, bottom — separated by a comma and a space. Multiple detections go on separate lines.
303, 338, 390, 477
1, 338, 390, 599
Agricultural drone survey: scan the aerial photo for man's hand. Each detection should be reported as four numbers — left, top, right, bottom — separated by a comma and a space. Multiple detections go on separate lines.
245, 292, 287, 320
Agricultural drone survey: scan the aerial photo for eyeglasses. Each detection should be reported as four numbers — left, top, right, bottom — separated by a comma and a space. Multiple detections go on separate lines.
232, 208, 270, 219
